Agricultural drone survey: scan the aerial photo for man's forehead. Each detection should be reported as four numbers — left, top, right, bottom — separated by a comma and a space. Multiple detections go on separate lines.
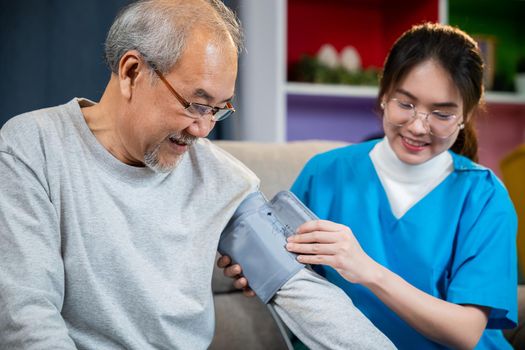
172, 39, 237, 74
182, 25, 237, 58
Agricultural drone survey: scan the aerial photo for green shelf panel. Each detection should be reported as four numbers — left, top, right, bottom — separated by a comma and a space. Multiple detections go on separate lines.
449, 0, 525, 92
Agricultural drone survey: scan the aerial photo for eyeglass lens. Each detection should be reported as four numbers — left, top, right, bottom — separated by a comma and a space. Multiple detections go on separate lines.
186, 103, 234, 121
385, 99, 461, 138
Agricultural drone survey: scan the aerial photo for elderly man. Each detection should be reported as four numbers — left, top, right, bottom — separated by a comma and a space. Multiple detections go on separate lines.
0, 1, 394, 349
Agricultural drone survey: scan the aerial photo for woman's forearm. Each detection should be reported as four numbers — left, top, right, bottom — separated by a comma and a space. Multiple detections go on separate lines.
287, 220, 491, 349
365, 262, 489, 350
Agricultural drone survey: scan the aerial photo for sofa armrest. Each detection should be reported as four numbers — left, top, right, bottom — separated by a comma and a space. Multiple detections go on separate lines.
504, 285, 525, 349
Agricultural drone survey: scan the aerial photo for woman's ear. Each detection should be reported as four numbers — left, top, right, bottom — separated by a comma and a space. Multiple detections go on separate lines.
118, 50, 144, 100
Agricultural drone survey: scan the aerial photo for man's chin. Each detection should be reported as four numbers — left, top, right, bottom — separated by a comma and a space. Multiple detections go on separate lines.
150, 157, 183, 173
144, 151, 186, 173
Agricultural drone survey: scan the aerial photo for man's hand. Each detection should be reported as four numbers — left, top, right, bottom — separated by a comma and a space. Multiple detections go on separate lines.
216, 255, 256, 297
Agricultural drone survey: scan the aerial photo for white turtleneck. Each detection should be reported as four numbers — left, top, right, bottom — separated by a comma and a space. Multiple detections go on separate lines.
370, 138, 453, 219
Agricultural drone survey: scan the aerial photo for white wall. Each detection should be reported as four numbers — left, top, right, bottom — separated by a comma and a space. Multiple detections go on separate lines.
234, 0, 286, 142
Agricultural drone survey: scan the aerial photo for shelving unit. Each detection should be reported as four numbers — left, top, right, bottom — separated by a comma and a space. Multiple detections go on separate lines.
485, 92, 525, 106
286, 82, 377, 99
237, 0, 525, 174
287, 82, 525, 105
285, 0, 442, 143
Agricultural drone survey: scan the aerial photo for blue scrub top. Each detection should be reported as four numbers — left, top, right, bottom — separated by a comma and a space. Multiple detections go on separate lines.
291, 140, 518, 350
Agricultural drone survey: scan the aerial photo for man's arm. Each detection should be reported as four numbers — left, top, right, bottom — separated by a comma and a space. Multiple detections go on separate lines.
273, 268, 395, 350
218, 191, 395, 349
0, 151, 76, 349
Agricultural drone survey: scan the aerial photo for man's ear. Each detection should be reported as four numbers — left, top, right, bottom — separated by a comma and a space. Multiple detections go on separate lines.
118, 50, 145, 100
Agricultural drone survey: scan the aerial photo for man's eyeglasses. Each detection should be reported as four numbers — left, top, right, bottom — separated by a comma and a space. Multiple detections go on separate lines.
382, 98, 464, 139
153, 68, 235, 122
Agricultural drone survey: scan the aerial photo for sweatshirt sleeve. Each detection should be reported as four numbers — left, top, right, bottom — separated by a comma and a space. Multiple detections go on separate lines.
271, 268, 396, 349
0, 150, 76, 349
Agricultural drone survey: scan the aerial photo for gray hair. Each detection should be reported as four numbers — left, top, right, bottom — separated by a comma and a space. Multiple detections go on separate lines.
104, 0, 243, 74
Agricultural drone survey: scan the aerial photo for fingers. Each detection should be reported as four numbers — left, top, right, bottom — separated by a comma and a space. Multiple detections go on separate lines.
216, 255, 255, 297
234, 277, 255, 297
296, 254, 336, 266
296, 219, 347, 234
223, 264, 242, 278
286, 242, 339, 255
242, 288, 256, 297
287, 230, 342, 243
216, 255, 231, 268
233, 276, 248, 290
217, 255, 243, 278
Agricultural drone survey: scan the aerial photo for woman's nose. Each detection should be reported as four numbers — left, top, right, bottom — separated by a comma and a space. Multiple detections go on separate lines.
407, 112, 430, 135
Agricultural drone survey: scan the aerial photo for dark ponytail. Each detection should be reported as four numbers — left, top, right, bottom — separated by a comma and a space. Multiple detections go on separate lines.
451, 120, 479, 162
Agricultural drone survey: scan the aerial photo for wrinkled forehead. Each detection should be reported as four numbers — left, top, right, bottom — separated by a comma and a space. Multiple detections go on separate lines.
170, 29, 239, 101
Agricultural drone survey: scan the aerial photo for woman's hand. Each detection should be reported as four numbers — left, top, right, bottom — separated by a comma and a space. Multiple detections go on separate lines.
286, 220, 380, 285
216, 255, 256, 297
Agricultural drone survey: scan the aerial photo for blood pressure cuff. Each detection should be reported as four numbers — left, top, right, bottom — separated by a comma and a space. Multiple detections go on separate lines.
218, 190, 318, 303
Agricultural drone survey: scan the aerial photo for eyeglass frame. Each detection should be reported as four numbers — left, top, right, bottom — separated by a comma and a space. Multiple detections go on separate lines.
381, 98, 464, 139
152, 67, 236, 122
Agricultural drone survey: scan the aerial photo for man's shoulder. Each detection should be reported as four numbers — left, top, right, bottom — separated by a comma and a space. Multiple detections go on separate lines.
0, 99, 82, 174
1, 99, 78, 149
2, 106, 55, 139
191, 139, 260, 189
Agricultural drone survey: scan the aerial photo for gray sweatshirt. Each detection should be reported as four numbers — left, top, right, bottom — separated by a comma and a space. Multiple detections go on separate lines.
0, 98, 258, 349
0, 98, 395, 349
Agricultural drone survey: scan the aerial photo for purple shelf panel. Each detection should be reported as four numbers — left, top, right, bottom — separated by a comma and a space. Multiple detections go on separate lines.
286, 94, 384, 143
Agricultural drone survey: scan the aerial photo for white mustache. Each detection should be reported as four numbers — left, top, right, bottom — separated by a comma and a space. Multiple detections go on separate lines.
168, 133, 197, 146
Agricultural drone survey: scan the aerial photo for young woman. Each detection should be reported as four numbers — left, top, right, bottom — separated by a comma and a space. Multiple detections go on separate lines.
285, 23, 517, 349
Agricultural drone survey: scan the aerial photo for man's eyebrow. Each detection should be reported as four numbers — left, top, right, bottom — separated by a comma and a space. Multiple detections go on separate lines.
192, 88, 234, 104
395, 88, 458, 108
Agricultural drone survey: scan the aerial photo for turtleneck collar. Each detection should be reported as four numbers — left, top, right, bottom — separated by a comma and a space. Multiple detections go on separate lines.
372, 137, 452, 184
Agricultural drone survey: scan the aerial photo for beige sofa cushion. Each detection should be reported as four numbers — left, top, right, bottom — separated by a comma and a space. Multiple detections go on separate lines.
214, 140, 348, 198
209, 293, 291, 350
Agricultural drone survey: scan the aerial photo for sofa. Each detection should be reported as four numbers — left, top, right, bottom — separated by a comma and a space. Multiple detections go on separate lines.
209, 140, 525, 349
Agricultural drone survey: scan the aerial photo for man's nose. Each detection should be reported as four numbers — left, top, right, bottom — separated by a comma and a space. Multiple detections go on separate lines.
187, 117, 215, 138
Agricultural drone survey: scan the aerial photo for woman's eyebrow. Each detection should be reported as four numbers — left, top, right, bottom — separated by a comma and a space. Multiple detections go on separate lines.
432, 101, 459, 108
395, 88, 459, 108
394, 88, 417, 100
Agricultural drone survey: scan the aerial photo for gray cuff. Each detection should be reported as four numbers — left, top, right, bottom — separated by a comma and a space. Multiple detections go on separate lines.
218, 191, 316, 303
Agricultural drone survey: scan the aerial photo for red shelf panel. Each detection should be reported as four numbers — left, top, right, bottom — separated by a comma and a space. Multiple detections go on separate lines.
287, 0, 439, 69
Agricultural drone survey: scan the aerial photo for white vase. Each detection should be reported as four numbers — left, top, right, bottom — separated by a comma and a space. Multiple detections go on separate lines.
516, 73, 525, 95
